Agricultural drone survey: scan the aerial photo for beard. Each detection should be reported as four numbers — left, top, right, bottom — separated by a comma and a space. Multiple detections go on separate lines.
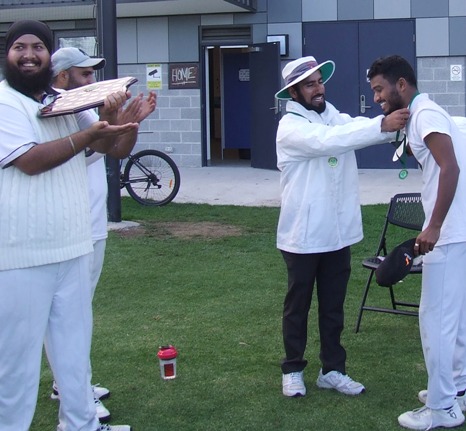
295, 88, 326, 114
383, 88, 405, 115
3, 60, 53, 99
66, 74, 84, 91
66, 76, 80, 90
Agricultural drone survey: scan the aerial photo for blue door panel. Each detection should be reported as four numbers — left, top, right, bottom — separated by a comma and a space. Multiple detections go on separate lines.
303, 21, 359, 116
223, 52, 251, 149
303, 20, 417, 169
357, 20, 417, 169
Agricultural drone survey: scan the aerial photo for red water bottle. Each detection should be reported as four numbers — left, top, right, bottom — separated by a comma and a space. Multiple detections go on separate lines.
157, 345, 178, 380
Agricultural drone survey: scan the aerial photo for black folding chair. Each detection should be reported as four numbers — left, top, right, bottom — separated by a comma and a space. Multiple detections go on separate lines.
355, 193, 425, 333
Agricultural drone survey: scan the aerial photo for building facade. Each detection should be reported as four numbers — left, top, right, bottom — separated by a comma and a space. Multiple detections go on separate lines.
1, 0, 465, 169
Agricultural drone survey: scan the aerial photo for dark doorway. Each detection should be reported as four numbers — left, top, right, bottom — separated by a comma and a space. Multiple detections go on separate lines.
204, 43, 281, 169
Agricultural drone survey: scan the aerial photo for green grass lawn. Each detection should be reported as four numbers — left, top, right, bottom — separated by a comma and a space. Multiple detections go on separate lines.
31, 199, 425, 431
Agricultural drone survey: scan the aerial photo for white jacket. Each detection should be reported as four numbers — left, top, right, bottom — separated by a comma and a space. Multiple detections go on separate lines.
276, 100, 396, 254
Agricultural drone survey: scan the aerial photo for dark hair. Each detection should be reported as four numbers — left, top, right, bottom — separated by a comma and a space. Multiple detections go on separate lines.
367, 55, 417, 87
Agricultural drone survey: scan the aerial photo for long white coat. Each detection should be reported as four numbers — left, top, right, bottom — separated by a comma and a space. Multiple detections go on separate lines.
276, 100, 396, 254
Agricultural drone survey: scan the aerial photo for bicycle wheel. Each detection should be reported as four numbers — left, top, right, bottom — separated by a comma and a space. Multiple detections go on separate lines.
123, 149, 180, 206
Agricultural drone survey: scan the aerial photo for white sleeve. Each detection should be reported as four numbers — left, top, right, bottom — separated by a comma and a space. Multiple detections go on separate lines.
0, 103, 37, 168
76, 108, 99, 130
415, 109, 451, 141
276, 114, 395, 161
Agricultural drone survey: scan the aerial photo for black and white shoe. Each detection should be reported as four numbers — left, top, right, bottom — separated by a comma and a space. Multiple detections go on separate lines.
51, 381, 111, 401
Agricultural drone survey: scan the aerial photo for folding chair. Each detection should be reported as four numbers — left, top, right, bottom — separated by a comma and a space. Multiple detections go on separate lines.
355, 193, 425, 333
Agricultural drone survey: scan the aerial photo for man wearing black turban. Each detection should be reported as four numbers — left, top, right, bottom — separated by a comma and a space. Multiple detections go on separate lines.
0, 20, 135, 431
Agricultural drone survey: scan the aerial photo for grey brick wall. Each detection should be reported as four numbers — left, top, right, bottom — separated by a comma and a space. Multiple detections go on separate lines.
118, 63, 202, 167
417, 57, 466, 116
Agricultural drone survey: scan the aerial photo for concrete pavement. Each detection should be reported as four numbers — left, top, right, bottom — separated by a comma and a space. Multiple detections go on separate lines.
172, 166, 423, 207
111, 166, 423, 230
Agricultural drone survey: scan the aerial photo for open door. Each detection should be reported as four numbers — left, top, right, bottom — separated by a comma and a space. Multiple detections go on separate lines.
249, 42, 281, 170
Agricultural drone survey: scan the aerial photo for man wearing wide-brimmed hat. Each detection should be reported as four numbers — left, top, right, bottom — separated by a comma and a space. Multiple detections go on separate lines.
275, 56, 410, 398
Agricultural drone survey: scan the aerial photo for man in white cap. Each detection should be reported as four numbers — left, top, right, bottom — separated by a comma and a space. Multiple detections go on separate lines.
275, 56, 409, 398
49, 47, 156, 424
51, 46, 106, 86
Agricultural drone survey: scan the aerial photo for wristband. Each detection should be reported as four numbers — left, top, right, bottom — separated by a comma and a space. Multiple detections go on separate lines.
68, 135, 77, 156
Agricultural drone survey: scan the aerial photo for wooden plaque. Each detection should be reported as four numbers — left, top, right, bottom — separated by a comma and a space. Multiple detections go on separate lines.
40, 76, 138, 117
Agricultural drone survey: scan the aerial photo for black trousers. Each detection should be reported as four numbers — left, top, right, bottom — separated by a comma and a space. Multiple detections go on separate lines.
280, 247, 351, 375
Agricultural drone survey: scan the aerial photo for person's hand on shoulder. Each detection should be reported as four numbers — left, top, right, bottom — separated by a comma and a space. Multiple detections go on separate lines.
381, 108, 410, 132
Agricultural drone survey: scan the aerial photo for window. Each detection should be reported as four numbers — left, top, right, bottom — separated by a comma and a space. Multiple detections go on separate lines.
55, 29, 98, 56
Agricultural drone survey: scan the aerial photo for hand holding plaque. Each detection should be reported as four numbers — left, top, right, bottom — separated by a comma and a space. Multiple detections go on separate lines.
40, 76, 138, 118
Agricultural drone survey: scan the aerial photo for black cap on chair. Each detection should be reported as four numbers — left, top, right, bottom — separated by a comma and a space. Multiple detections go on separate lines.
375, 238, 416, 287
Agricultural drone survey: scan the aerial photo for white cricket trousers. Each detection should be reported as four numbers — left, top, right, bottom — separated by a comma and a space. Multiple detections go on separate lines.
421, 242, 466, 409
90, 239, 106, 300
0, 255, 100, 431
47, 238, 107, 425
87, 238, 106, 386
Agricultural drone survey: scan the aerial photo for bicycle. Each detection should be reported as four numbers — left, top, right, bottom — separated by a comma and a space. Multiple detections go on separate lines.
120, 149, 180, 206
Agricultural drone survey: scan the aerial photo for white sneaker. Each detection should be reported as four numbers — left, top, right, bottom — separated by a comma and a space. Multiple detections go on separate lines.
92, 384, 111, 400
316, 369, 365, 396
97, 425, 131, 431
398, 402, 465, 430
95, 397, 111, 422
51, 381, 111, 401
418, 389, 466, 412
282, 371, 306, 397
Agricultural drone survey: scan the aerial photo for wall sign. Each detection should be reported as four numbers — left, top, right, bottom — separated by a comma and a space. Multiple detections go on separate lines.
146, 64, 162, 90
169, 63, 200, 89
451, 65, 463, 81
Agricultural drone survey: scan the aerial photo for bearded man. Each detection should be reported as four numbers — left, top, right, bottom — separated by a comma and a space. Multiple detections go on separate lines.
0, 20, 137, 431
275, 56, 409, 399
